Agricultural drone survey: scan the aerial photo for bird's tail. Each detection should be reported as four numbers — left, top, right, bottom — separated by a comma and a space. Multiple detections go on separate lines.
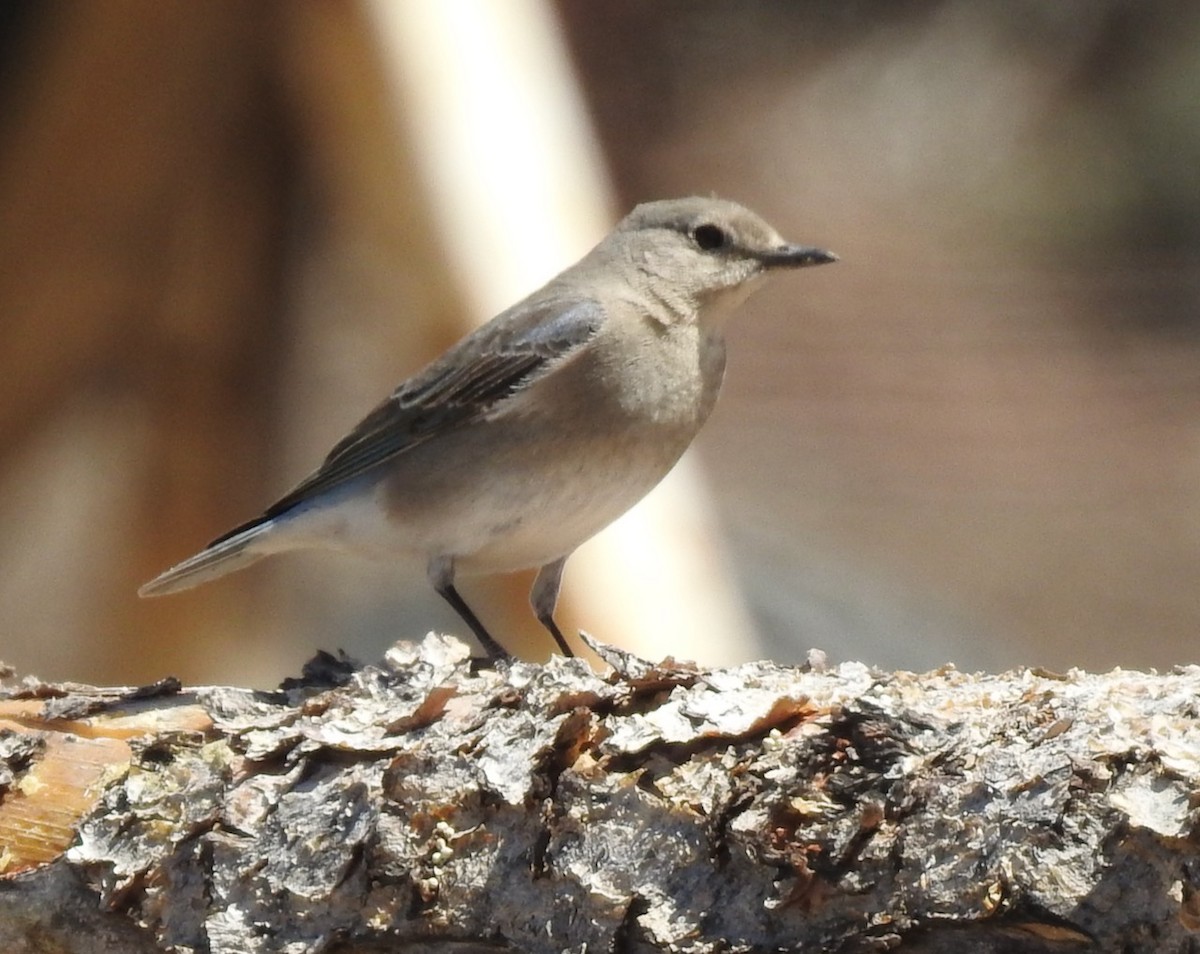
138, 519, 275, 597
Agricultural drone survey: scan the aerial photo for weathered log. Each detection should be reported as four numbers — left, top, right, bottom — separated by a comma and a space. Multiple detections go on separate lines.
1, 636, 1197, 953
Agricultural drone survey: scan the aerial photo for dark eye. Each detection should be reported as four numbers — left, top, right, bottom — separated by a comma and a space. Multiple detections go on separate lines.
692, 223, 729, 251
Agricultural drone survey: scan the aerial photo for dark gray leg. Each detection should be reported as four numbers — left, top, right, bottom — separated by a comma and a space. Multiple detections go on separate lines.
428, 557, 510, 660
531, 556, 574, 657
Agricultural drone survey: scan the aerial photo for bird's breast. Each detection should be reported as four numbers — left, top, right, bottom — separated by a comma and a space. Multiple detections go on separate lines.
551, 318, 727, 432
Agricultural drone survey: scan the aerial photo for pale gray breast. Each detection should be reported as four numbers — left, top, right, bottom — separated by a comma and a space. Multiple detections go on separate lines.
550, 313, 728, 436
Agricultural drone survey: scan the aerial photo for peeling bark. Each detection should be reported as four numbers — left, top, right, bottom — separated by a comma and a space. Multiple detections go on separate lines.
1, 636, 1198, 953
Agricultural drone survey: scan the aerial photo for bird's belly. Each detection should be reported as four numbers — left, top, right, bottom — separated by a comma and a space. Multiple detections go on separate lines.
380, 417, 695, 573
450, 468, 656, 573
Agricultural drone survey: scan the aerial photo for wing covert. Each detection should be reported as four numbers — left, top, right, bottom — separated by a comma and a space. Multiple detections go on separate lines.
258, 298, 605, 520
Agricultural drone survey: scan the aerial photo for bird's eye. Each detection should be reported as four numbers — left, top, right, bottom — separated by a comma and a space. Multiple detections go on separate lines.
692, 223, 729, 251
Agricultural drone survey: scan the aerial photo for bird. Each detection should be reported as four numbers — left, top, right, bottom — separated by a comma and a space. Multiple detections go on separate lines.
140, 196, 836, 659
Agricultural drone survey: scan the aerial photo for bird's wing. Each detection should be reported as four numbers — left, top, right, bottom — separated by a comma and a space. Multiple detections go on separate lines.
252, 297, 605, 526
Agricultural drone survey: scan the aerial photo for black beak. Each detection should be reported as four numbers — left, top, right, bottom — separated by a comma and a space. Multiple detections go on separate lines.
759, 245, 839, 268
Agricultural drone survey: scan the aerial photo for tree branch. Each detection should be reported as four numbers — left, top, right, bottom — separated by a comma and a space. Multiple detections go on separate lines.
1, 636, 1197, 953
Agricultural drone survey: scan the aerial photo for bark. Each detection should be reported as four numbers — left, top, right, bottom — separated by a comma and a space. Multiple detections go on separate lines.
1, 636, 1198, 953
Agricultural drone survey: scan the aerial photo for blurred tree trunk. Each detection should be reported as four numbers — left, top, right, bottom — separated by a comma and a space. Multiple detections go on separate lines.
0, 1, 294, 677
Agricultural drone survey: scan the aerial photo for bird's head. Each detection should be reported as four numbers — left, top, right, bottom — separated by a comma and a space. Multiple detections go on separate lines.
604, 196, 836, 327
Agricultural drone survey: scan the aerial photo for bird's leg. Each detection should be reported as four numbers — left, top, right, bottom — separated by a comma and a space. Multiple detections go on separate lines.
427, 557, 510, 660
531, 556, 574, 657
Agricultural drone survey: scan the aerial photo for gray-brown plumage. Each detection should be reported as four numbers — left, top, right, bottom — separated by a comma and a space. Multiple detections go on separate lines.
140, 197, 836, 658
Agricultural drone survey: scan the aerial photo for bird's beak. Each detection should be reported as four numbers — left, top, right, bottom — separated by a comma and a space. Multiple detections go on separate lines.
758, 245, 839, 269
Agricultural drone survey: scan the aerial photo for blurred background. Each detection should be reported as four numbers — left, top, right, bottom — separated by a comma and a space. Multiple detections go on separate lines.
1, 0, 1198, 686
